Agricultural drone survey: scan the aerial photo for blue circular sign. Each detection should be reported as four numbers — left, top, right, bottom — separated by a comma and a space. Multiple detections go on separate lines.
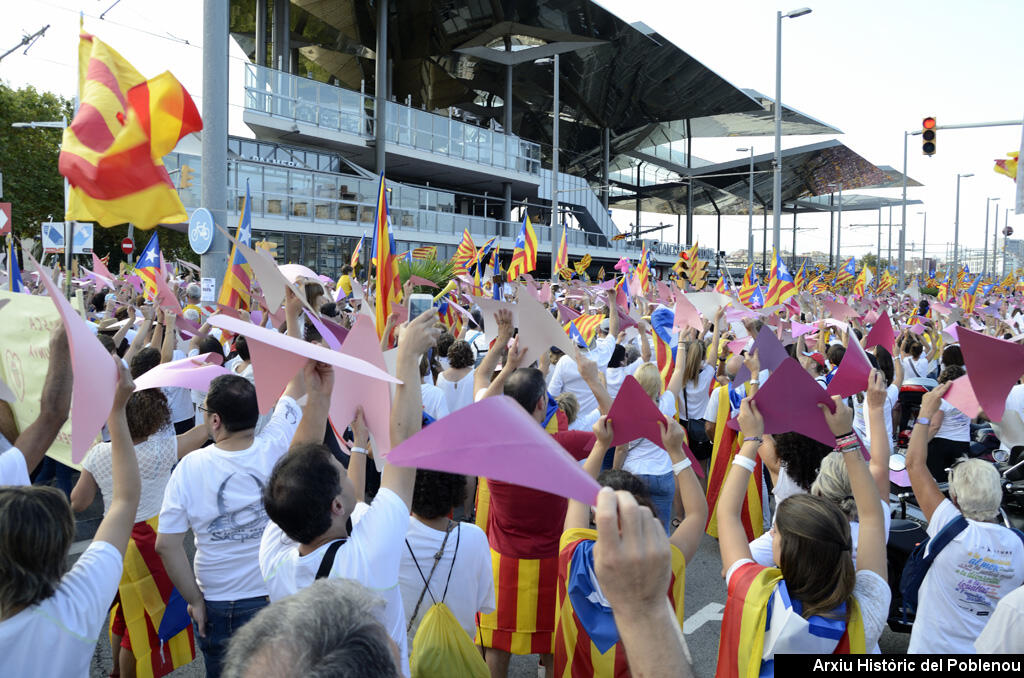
188, 208, 214, 255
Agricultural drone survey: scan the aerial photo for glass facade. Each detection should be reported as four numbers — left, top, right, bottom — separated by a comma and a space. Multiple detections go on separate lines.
244, 64, 541, 175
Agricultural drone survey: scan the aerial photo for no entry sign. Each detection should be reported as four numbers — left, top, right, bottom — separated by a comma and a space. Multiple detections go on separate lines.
121, 237, 134, 255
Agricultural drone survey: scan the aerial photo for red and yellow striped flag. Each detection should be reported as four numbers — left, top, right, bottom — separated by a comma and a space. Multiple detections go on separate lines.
555, 225, 569, 272
411, 245, 437, 260
372, 173, 401, 340
653, 329, 674, 391
451, 229, 477, 274
705, 386, 764, 542
60, 32, 202, 228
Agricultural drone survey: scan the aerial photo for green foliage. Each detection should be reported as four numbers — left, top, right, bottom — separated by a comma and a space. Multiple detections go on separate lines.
0, 82, 73, 241
920, 286, 940, 297
398, 257, 454, 292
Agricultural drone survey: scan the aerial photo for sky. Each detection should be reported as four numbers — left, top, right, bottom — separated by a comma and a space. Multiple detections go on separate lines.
1, 0, 1022, 265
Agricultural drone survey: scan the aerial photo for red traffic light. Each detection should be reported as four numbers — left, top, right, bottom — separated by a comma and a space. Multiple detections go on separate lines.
922, 117, 936, 130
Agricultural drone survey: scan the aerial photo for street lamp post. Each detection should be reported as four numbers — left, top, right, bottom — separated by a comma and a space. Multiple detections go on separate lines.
829, 182, 843, 266
953, 172, 973, 271
737, 147, 754, 265
984, 197, 999, 277
772, 7, 812, 255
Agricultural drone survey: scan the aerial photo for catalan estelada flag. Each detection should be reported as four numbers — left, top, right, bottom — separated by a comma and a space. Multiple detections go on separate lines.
108, 516, 195, 678
411, 245, 437, 260
135, 232, 162, 300
555, 224, 569, 274
833, 257, 856, 288
793, 261, 807, 291
508, 213, 538, 280
960, 274, 981, 315
714, 274, 730, 294
705, 386, 764, 541
563, 314, 602, 347
716, 562, 865, 678
452, 229, 477, 274
61, 32, 202, 228
371, 173, 401, 339
350, 232, 364, 268
765, 250, 797, 307
738, 265, 759, 306
218, 179, 253, 311
554, 528, 685, 678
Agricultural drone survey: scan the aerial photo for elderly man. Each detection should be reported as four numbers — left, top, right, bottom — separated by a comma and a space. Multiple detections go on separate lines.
183, 282, 203, 318
906, 382, 1024, 654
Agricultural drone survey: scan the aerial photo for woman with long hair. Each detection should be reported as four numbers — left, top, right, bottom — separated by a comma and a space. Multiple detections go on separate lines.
717, 392, 889, 671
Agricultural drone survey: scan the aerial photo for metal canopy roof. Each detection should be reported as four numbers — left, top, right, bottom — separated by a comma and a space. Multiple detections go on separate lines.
231, 0, 766, 164
608, 140, 923, 216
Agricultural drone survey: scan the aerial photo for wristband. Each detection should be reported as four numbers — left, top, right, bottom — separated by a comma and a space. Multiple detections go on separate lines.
672, 458, 692, 475
732, 456, 756, 473
350, 446, 368, 455
749, 380, 759, 387
915, 417, 931, 427
743, 436, 763, 444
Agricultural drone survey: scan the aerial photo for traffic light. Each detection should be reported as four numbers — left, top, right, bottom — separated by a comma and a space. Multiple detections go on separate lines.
688, 259, 708, 289
922, 117, 937, 156
180, 164, 195, 188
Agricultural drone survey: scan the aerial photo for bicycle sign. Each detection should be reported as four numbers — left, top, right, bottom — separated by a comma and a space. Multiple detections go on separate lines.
188, 208, 214, 255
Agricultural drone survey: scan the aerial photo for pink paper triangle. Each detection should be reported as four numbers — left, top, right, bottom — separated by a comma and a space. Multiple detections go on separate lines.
388, 396, 600, 506
673, 295, 703, 334
943, 374, 981, 419
133, 353, 230, 393
957, 327, 1024, 421
826, 334, 872, 398
607, 376, 702, 478
330, 315, 394, 464
90, 253, 116, 289
863, 310, 895, 353
27, 252, 117, 463
729, 358, 837, 447
557, 302, 581, 323
790, 320, 817, 339
823, 298, 858, 321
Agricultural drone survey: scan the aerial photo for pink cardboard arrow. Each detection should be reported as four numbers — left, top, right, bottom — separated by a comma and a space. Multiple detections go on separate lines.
728, 358, 837, 447
606, 376, 703, 478
26, 251, 117, 464
942, 374, 982, 419
206, 313, 400, 415
826, 333, 872, 398
133, 352, 230, 393
957, 326, 1024, 421
387, 395, 602, 505
863, 310, 895, 353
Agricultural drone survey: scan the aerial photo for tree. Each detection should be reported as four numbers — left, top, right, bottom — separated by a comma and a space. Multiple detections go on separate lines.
860, 254, 891, 270
0, 82, 73, 241
0, 81, 197, 270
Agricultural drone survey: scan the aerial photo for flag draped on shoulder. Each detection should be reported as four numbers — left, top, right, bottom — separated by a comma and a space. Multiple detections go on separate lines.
372, 173, 401, 339
705, 386, 763, 542
60, 32, 202, 228
507, 213, 538, 280
218, 179, 254, 310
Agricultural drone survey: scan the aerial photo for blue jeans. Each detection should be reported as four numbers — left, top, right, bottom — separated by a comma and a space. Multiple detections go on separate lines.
197, 596, 269, 678
636, 471, 675, 535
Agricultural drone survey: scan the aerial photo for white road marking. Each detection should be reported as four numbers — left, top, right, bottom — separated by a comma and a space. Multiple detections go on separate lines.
683, 601, 725, 635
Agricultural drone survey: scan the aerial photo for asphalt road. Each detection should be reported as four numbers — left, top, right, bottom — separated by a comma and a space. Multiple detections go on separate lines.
83, 529, 909, 678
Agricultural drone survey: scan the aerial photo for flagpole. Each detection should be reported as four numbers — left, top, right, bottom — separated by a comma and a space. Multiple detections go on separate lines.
6, 234, 12, 291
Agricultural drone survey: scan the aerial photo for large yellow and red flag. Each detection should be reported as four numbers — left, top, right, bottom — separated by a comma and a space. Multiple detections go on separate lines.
555, 224, 569, 274
451, 228, 476, 274
60, 32, 202, 228
507, 213, 538, 280
995, 152, 1018, 181
372, 173, 401, 339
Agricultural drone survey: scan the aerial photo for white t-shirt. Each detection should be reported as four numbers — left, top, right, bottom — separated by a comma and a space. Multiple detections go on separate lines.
158, 396, 302, 601
975, 584, 1024, 653
259, 488, 411, 676
621, 391, 677, 476
436, 370, 476, 414
547, 336, 616, 416
725, 558, 890, 655
399, 518, 495, 639
908, 499, 1024, 654
604, 358, 642, 401
163, 386, 194, 424
0, 541, 123, 677
0, 446, 29, 486
852, 384, 898, 448
935, 400, 971, 442
82, 425, 177, 522
681, 364, 716, 421
1000, 384, 1024, 453
421, 383, 450, 421
902, 356, 934, 379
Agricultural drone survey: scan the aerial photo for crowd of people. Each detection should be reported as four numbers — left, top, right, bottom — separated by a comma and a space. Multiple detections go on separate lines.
1, 261, 1024, 678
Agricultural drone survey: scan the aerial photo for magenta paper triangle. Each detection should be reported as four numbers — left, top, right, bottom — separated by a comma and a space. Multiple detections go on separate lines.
607, 376, 702, 478
133, 353, 230, 393
826, 335, 872, 398
387, 395, 602, 506
733, 325, 789, 385
863, 310, 895, 353
790, 320, 817, 339
304, 309, 343, 351
943, 375, 981, 418
27, 252, 117, 464
957, 326, 1024, 422
673, 295, 703, 333
729, 358, 837, 447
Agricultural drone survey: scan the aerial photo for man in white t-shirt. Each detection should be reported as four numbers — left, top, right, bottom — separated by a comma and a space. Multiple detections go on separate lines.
548, 294, 619, 415
155, 364, 310, 678
258, 311, 439, 677
0, 328, 72, 486
906, 383, 1024, 654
